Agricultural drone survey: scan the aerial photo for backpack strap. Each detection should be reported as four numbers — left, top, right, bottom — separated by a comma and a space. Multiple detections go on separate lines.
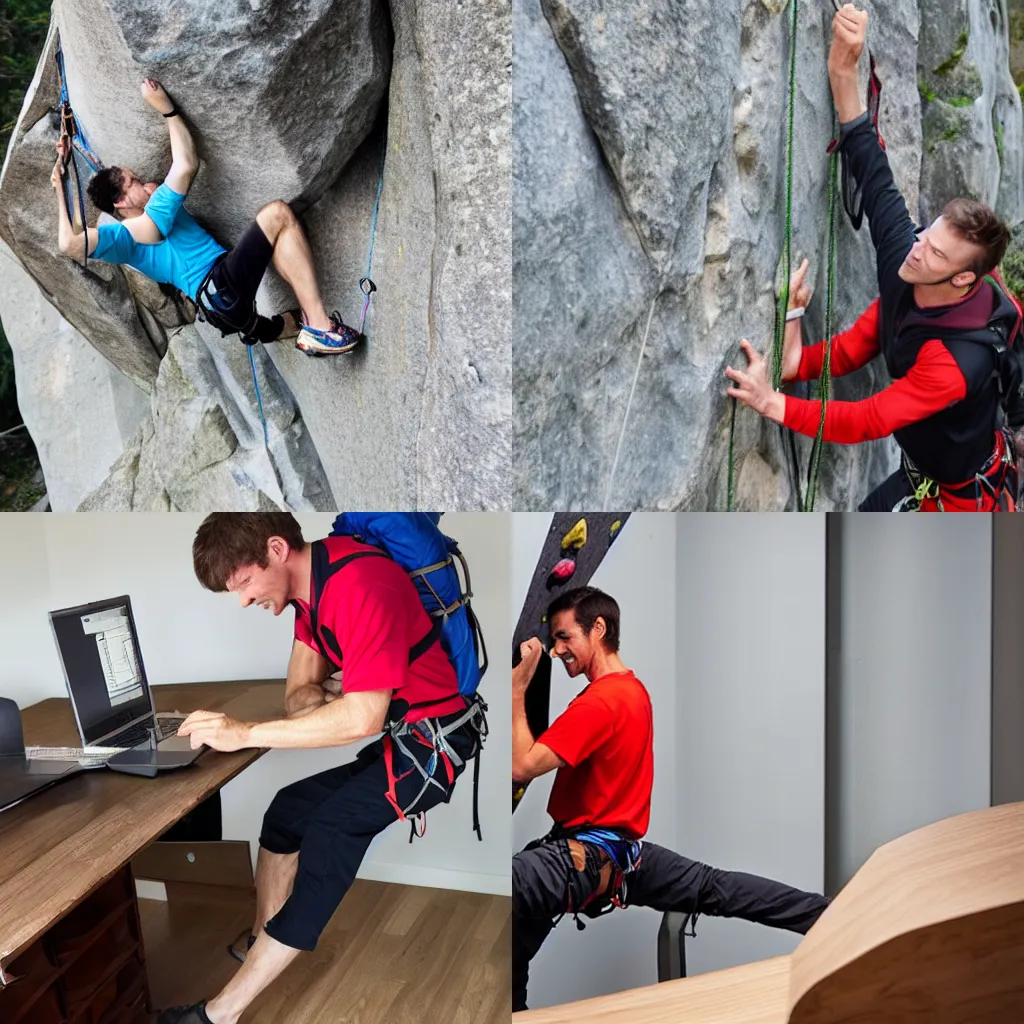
307, 539, 445, 675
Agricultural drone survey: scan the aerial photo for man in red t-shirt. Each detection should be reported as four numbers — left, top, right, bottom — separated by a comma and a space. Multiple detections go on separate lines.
159, 513, 484, 1024
512, 587, 828, 1013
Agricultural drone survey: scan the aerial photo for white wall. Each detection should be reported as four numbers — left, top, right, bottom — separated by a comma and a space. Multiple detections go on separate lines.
0, 512, 510, 896
512, 512, 678, 1008
675, 513, 826, 976
828, 515, 992, 889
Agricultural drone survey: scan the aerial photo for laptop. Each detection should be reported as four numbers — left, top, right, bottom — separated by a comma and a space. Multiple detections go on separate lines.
46, 595, 204, 776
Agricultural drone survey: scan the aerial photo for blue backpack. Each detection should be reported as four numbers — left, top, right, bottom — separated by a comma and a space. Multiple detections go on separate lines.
329, 513, 488, 699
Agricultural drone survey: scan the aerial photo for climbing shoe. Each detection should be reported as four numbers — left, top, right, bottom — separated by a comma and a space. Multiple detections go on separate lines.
296, 311, 361, 355
156, 1002, 214, 1024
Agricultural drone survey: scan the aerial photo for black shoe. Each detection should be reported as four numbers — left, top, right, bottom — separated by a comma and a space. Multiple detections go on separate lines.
227, 928, 257, 963
157, 1002, 214, 1024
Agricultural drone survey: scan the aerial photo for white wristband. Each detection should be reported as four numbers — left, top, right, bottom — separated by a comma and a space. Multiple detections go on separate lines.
785, 306, 806, 322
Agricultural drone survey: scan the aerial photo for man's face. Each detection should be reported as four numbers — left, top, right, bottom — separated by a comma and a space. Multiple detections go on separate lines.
898, 216, 982, 288
225, 552, 290, 616
549, 609, 602, 679
114, 169, 157, 212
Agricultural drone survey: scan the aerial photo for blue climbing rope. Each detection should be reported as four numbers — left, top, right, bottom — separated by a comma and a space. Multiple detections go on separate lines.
357, 138, 387, 336
248, 345, 269, 447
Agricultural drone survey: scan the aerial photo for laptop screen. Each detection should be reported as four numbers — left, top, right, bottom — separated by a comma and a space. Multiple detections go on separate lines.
48, 596, 153, 745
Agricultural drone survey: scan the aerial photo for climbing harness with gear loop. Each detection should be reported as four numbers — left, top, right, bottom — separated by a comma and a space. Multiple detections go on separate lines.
512, 514, 629, 814
53, 33, 102, 271
304, 523, 489, 841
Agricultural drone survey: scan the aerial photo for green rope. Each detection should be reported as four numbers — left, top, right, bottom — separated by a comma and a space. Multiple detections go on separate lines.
804, 144, 839, 510
726, 0, 799, 510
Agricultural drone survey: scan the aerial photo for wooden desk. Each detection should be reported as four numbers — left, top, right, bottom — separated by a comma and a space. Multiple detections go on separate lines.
0, 679, 284, 970
516, 955, 792, 1024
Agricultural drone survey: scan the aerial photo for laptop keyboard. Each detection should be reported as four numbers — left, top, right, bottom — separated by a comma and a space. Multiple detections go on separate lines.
24, 716, 187, 768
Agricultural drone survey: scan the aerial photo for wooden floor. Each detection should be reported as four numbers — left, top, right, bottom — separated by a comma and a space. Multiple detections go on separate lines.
139, 879, 511, 1024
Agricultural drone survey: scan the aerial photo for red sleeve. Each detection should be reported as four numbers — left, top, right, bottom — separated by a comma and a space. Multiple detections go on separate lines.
784, 339, 967, 444
538, 691, 615, 767
796, 300, 881, 381
329, 583, 409, 694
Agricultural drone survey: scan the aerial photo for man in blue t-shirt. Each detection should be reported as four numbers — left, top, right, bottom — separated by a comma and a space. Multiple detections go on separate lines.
50, 78, 359, 355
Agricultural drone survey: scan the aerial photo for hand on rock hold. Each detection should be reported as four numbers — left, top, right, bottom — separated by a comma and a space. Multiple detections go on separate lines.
828, 4, 868, 74
141, 78, 175, 115
725, 339, 785, 425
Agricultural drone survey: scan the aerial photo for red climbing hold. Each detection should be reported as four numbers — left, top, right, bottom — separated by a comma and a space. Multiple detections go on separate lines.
546, 557, 577, 589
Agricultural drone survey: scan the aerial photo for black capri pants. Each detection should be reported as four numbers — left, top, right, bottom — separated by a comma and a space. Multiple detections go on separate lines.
260, 717, 477, 951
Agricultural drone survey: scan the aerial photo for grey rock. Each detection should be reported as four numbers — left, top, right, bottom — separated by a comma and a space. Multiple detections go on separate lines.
2, 0, 509, 509
0, 240, 150, 511
514, 0, 1019, 509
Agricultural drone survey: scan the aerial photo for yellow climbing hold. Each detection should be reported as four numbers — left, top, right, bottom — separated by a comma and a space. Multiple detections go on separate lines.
609, 519, 622, 539
561, 518, 588, 552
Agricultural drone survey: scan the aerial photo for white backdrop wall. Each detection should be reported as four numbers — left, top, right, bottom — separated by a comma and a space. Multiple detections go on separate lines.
0, 512, 510, 896
675, 513, 827, 976
512, 512, 679, 1009
826, 515, 992, 891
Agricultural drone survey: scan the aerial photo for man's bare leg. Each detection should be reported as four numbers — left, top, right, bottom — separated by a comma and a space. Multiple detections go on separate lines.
205, 932, 301, 1024
253, 847, 299, 936
255, 201, 333, 331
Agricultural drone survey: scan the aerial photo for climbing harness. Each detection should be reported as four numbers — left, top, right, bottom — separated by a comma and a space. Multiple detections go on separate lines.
512, 514, 628, 813
895, 427, 1019, 511
53, 33, 102, 270
357, 138, 386, 337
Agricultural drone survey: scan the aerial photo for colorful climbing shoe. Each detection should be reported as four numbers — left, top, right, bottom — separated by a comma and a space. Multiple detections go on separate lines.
296, 311, 362, 355
561, 518, 588, 552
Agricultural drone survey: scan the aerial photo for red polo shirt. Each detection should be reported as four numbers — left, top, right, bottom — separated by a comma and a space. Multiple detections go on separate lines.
293, 536, 465, 722
539, 670, 654, 839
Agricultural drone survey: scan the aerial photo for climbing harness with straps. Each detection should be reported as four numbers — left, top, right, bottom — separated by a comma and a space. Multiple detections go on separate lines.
512, 514, 629, 813
53, 33, 102, 271
303, 539, 489, 841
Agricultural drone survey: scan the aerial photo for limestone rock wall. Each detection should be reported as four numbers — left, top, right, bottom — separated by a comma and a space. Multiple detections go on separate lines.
513, 0, 1023, 510
0, 0, 509, 511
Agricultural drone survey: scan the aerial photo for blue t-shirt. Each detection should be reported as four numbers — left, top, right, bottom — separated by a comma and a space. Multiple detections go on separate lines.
92, 183, 226, 300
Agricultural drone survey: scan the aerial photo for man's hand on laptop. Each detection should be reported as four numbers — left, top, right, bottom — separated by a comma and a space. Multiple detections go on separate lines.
177, 710, 252, 752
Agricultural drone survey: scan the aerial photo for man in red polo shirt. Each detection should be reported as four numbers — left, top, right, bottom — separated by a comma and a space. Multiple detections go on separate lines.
158, 513, 484, 1024
512, 586, 828, 1013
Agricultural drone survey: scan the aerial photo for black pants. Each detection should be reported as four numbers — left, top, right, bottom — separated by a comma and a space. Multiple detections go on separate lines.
259, 719, 477, 951
512, 838, 829, 1012
859, 466, 914, 511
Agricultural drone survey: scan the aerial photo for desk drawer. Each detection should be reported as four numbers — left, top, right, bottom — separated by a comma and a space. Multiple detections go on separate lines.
52, 869, 135, 967
63, 915, 139, 1017
0, 937, 61, 1023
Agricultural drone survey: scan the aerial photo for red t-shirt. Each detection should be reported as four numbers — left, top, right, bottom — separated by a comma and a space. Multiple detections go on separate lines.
293, 537, 465, 722
539, 670, 654, 839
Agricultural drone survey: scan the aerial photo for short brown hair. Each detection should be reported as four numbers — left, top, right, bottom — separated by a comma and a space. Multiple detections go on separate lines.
942, 198, 1010, 278
193, 513, 305, 592
547, 586, 621, 652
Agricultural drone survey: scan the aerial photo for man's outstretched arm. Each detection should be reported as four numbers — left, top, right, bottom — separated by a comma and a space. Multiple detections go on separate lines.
512, 638, 566, 784
828, 5, 917, 278
141, 79, 198, 195
52, 146, 99, 259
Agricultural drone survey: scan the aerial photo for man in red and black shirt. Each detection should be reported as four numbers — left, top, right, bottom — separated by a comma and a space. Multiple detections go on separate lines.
726, 5, 1022, 511
159, 513, 482, 1024
511, 587, 828, 1013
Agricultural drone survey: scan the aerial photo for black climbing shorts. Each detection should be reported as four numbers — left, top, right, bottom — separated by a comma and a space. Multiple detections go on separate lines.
206, 220, 275, 326
258, 719, 478, 952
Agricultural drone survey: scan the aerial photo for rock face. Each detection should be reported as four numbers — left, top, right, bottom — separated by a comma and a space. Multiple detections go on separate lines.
513, 0, 1024, 510
0, 0, 509, 510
